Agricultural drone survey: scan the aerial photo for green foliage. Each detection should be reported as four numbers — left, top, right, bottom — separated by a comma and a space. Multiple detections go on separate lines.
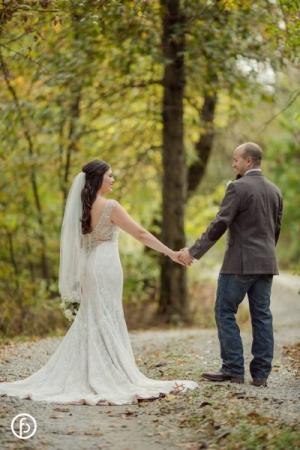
265, 95, 300, 271
122, 249, 159, 305
0, 273, 67, 338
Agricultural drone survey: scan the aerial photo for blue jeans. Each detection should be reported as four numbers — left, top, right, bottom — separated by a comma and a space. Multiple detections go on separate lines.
215, 274, 274, 379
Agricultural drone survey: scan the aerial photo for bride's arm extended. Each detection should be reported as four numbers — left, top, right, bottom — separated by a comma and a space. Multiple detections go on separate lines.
110, 201, 186, 266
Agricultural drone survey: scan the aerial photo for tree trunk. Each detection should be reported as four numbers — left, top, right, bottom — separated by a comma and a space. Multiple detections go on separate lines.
60, 3, 83, 214
62, 90, 81, 205
187, 90, 217, 198
158, 0, 188, 323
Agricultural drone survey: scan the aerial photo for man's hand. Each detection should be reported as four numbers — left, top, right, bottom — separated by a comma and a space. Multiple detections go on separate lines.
179, 248, 194, 266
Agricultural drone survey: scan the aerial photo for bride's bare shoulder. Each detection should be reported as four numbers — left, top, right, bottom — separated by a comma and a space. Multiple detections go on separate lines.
110, 200, 135, 226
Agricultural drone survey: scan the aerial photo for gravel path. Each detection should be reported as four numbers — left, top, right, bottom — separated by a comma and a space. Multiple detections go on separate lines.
0, 273, 299, 450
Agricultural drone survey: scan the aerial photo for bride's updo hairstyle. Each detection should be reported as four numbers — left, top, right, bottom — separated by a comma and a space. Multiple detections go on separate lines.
81, 160, 110, 234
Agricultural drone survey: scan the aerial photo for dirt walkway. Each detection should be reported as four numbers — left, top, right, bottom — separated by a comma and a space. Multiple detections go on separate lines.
0, 273, 300, 450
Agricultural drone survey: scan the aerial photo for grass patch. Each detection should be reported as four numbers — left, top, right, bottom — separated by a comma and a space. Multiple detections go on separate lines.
167, 386, 300, 450
223, 423, 300, 450
142, 365, 300, 450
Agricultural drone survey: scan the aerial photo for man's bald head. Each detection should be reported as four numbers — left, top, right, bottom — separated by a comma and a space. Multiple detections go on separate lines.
232, 142, 263, 176
236, 142, 263, 168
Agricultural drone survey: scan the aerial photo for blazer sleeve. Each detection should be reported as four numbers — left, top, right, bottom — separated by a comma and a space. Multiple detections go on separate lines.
188, 182, 240, 260
275, 193, 283, 246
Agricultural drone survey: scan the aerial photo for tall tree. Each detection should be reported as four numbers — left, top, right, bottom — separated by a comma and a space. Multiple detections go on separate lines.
159, 0, 187, 322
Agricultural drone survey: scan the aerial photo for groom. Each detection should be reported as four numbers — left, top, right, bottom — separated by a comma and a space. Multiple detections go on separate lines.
180, 142, 283, 386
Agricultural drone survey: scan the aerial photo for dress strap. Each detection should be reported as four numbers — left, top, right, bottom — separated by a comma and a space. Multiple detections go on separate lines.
94, 199, 117, 230
105, 199, 117, 221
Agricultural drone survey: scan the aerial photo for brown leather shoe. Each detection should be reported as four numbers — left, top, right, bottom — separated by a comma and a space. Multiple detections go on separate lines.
202, 371, 244, 384
251, 378, 267, 387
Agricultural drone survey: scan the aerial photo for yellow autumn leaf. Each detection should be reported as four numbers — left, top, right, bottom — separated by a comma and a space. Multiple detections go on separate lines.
165, 394, 176, 401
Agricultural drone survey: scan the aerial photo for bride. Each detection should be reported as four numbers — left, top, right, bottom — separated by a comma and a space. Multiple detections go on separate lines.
0, 160, 198, 405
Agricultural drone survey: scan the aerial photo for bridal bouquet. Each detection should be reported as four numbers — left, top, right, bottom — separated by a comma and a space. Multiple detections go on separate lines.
60, 299, 80, 321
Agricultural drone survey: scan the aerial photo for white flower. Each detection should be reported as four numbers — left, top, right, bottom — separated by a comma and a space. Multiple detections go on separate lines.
64, 309, 74, 321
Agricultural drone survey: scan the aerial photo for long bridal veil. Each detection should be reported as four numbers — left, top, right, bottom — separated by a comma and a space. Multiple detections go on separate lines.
58, 171, 86, 305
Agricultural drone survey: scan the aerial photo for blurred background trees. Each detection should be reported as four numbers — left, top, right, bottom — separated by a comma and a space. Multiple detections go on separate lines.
0, 0, 299, 337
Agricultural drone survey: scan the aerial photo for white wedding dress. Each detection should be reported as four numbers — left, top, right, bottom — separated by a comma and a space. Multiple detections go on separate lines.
0, 199, 198, 405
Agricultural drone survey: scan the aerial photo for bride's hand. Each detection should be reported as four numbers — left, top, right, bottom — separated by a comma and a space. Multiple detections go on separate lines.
167, 250, 187, 266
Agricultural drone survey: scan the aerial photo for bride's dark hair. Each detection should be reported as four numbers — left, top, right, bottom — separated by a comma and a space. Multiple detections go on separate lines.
81, 159, 110, 234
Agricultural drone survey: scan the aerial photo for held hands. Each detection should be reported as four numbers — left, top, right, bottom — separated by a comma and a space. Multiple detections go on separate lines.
168, 250, 187, 266
167, 248, 194, 267
178, 247, 194, 266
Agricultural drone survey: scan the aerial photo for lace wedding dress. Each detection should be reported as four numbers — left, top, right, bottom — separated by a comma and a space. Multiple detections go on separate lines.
0, 199, 198, 405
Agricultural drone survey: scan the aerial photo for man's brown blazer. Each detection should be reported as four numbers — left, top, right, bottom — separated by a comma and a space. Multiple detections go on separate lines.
188, 170, 283, 274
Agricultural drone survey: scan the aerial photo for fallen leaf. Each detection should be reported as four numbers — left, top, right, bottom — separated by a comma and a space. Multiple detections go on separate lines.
199, 401, 212, 408
165, 394, 176, 401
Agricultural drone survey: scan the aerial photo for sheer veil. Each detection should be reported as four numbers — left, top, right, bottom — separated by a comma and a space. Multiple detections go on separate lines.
58, 171, 87, 304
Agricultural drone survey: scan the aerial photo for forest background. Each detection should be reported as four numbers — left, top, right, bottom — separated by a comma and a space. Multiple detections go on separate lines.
0, 0, 299, 338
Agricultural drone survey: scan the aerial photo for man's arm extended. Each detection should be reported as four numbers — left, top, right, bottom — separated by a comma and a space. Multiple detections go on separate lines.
188, 182, 240, 260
